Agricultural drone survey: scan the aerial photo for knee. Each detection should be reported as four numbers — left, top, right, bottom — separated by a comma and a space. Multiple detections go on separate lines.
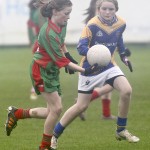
122, 86, 132, 98
54, 104, 63, 117
77, 103, 88, 112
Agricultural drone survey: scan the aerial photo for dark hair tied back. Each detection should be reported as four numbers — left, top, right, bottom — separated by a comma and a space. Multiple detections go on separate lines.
41, 4, 52, 17
41, 0, 72, 18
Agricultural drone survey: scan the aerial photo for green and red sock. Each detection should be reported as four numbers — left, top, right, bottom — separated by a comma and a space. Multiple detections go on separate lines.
40, 134, 52, 149
14, 109, 30, 119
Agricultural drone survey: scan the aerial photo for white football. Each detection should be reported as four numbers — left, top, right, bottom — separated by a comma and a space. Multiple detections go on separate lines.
87, 44, 111, 67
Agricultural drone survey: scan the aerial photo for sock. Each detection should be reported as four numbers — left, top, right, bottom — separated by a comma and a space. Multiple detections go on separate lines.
53, 122, 65, 138
14, 109, 30, 119
117, 117, 127, 133
40, 134, 52, 148
90, 90, 99, 101
102, 99, 111, 117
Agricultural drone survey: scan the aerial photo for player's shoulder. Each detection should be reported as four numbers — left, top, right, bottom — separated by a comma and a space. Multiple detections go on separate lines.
116, 15, 126, 25
87, 16, 99, 26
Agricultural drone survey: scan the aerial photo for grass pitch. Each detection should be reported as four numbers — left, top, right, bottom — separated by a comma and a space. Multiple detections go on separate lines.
0, 44, 150, 150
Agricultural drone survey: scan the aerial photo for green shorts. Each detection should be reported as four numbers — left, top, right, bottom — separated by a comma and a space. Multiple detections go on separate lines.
30, 61, 61, 95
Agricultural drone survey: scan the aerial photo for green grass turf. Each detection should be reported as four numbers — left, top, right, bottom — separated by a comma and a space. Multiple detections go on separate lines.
0, 44, 150, 150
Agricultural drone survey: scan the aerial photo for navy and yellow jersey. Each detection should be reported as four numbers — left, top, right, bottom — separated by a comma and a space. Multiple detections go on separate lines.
77, 15, 126, 75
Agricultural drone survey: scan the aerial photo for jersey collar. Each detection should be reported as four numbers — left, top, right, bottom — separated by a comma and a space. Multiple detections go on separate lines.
48, 19, 62, 33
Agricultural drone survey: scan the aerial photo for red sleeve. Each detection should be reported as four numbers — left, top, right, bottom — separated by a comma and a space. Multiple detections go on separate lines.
54, 57, 70, 68
32, 40, 39, 54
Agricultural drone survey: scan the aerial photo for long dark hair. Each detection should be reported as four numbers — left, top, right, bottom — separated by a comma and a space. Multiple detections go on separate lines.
84, 0, 97, 24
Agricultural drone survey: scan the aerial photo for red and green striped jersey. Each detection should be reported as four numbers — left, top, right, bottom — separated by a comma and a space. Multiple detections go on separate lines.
33, 19, 70, 71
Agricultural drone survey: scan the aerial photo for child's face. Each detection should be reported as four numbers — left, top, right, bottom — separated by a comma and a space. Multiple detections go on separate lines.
53, 6, 72, 27
98, 1, 116, 21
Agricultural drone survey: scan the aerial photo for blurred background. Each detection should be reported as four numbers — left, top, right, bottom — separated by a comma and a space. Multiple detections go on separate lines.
0, 1, 150, 149
0, 0, 150, 46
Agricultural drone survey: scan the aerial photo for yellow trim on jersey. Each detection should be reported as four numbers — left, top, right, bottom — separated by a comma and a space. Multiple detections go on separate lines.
88, 15, 126, 34
111, 48, 119, 66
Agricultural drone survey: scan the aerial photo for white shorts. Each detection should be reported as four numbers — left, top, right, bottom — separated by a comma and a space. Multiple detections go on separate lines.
78, 66, 124, 93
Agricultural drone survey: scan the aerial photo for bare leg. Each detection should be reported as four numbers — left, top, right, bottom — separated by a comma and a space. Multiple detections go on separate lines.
113, 76, 132, 118
94, 84, 113, 97
38, 91, 63, 149
60, 93, 91, 127
29, 107, 48, 118
113, 76, 139, 142
41, 91, 62, 135
78, 84, 113, 120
